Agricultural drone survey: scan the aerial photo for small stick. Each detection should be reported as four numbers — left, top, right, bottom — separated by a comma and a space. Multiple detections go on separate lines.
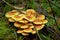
2, 0, 24, 10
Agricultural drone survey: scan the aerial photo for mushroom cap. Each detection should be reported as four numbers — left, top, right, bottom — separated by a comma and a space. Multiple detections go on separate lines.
42, 20, 48, 24
12, 14, 24, 21
8, 18, 15, 22
14, 22, 28, 28
34, 19, 48, 24
33, 14, 47, 24
33, 19, 43, 24
24, 9, 36, 22
37, 14, 45, 20
29, 25, 34, 28
17, 30, 23, 33
35, 24, 45, 30
14, 22, 21, 27
23, 28, 32, 33
22, 32, 29, 36
26, 9, 36, 14
5, 10, 19, 18
20, 24, 28, 28
31, 30, 36, 34
28, 23, 34, 28
24, 16, 36, 22
19, 19, 28, 23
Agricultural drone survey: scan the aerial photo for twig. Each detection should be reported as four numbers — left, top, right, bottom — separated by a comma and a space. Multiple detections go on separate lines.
2, 0, 23, 10
2, 0, 14, 8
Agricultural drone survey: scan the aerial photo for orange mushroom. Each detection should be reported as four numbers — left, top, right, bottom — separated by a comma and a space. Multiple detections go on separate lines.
33, 19, 43, 24
33, 14, 46, 24
19, 19, 28, 23
20, 24, 28, 28
5, 10, 19, 18
22, 32, 29, 36
12, 14, 24, 21
23, 28, 32, 33
37, 14, 45, 20
28, 23, 34, 28
31, 30, 36, 34
8, 18, 15, 22
14, 22, 29, 28
34, 19, 48, 24
17, 30, 23, 33
5, 9, 48, 36
42, 20, 48, 24
24, 9, 36, 22
35, 24, 45, 30
26, 9, 36, 14
29, 25, 34, 28
14, 22, 21, 27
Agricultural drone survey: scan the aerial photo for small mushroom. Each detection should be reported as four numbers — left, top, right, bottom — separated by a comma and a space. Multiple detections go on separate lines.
33, 14, 47, 24
22, 32, 29, 36
5, 10, 19, 18
33, 19, 43, 24
35, 24, 45, 30
12, 14, 24, 21
24, 16, 36, 22
14, 22, 21, 27
17, 30, 23, 33
20, 24, 28, 28
28, 23, 34, 28
29, 25, 34, 28
24, 9, 36, 22
8, 18, 15, 22
19, 19, 28, 23
37, 14, 45, 20
42, 20, 48, 24
26, 9, 36, 14
23, 28, 32, 33
31, 30, 36, 34
34, 19, 48, 24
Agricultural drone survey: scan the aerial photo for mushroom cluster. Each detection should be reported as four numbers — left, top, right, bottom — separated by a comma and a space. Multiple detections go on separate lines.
5, 9, 48, 36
